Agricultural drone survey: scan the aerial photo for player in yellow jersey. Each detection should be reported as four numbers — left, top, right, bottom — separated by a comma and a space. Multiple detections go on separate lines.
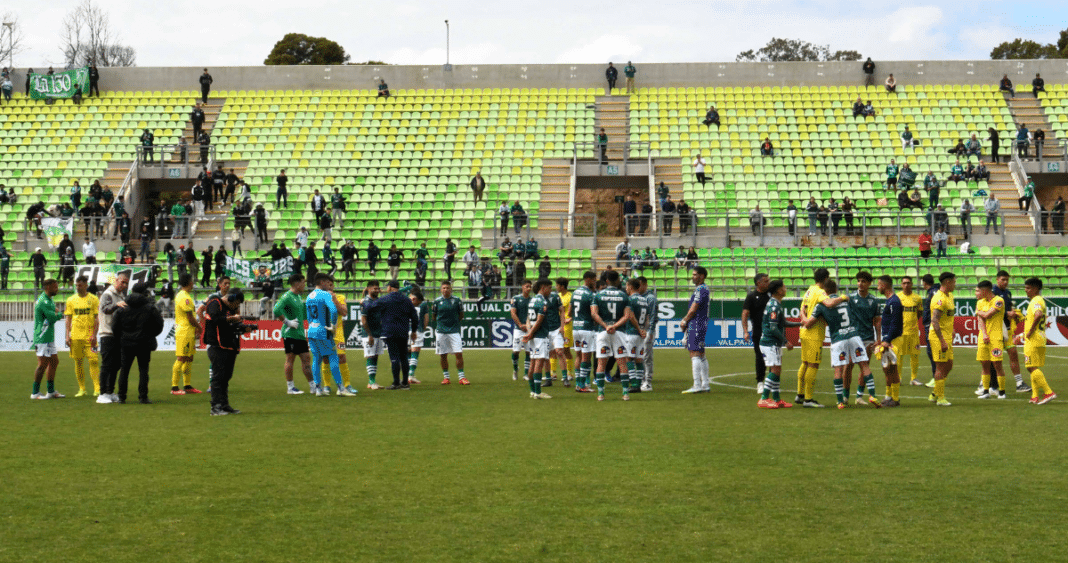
550, 278, 575, 387
794, 268, 846, 407
974, 280, 1007, 399
320, 287, 357, 394
894, 276, 924, 385
65, 276, 100, 397
991, 270, 1030, 394
172, 273, 202, 395
928, 272, 955, 406
1018, 278, 1056, 404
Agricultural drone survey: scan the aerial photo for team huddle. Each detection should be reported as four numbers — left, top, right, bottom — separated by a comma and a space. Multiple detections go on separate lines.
754, 267, 1057, 409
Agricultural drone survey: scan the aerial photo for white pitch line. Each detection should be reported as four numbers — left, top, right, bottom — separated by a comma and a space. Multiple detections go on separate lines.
709, 371, 1031, 402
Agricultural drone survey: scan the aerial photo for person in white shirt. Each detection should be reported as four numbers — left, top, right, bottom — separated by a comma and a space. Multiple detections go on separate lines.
692, 154, 707, 185
615, 238, 631, 267
959, 240, 975, 255
82, 237, 98, 264
462, 246, 480, 272
295, 226, 309, 249
933, 227, 948, 258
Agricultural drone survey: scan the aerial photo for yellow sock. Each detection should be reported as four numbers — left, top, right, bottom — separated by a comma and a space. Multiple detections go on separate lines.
74, 361, 86, 391
981, 372, 990, 390
172, 361, 183, 387
340, 362, 351, 387
891, 383, 900, 402
183, 362, 193, 387
797, 364, 807, 396
550, 356, 559, 375
566, 356, 574, 375
935, 379, 945, 400
910, 355, 919, 381
997, 375, 1006, 391
88, 355, 100, 394
1031, 369, 1050, 397
804, 366, 818, 400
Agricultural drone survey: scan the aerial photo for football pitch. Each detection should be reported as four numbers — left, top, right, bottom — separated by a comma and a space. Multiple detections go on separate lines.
2, 347, 1065, 562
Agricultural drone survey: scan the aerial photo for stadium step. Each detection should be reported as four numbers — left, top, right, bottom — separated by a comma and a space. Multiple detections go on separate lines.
594, 95, 630, 160
986, 163, 1035, 233
1006, 94, 1061, 159
180, 97, 226, 146
536, 159, 575, 230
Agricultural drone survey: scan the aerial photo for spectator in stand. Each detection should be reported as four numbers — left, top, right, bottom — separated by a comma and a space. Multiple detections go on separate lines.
366, 241, 381, 275
885, 73, 897, 93
214, 247, 228, 279
999, 74, 1015, 98
677, 198, 692, 234
673, 246, 687, 273
470, 171, 486, 202
59, 247, 77, 287
199, 69, 213, 103
512, 238, 525, 264
685, 246, 698, 271
817, 205, 829, 235
948, 139, 967, 157
327, 188, 345, 228
88, 63, 100, 97
623, 195, 637, 235
442, 238, 457, 280
497, 200, 510, 235
661, 196, 676, 235
642, 247, 659, 270
1, 74, 13, 102
597, 128, 608, 162
657, 181, 670, 209
885, 158, 899, 190
211, 165, 225, 203
623, 61, 636, 94
1032, 73, 1046, 97
318, 205, 333, 238
901, 125, 918, 148
862, 100, 875, 117
462, 245, 480, 272
254, 203, 269, 244
1052, 196, 1065, 235
605, 62, 618, 93
1019, 177, 1035, 212
198, 130, 211, 165
966, 134, 982, 159
862, 57, 876, 86
1016, 124, 1030, 158
24, 68, 31, 96
139, 226, 151, 263
828, 199, 842, 235
304, 243, 318, 283
118, 212, 132, 244
524, 237, 539, 261
615, 238, 631, 267
918, 230, 932, 259
377, 79, 390, 97
987, 127, 1001, 163
947, 161, 965, 184
639, 200, 652, 235
702, 105, 720, 127
899, 164, 917, 190
140, 129, 155, 162
933, 205, 949, 232
690, 153, 708, 186
0, 243, 8, 289
933, 227, 948, 259
385, 244, 403, 281
806, 197, 819, 235
340, 241, 357, 282
310, 189, 327, 223
786, 200, 798, 235
984, 192, 1001, 234
276, 169, 288, 208
295, 226, 309, 250
83, 236, 97, 264
537, 255, 552, 280
1034, 128, 1045, 157
960, 199, 975, 239
497, 237, 513, 263
30, 247, 47, 291
510, 201, 526, 235
748, 205, 764, 235
851, 96, 865, 118
190, 102, 206, 143
759, 137, 774, 157
201, 246, 214, 287
841, 197, 856, 235
70, 180, 82, 210
909, 188, 924, 209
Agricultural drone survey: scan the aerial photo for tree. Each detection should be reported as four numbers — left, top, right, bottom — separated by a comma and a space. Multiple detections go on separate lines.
990, 39, 1059, 60
736, 38, 862, 62
264, 33, 350, 65
0, 12, 26, 68
60, 0, 136, 67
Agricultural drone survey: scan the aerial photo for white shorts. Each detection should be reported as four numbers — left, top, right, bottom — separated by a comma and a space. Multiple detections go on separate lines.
530, 337, 550, 360
595, 331, 628, 359
362, 336, 385, 357
830, 336, 869, 367
626, 334, 646, 359
548, 328, 565, 350
573, 329, 595, 354
409, 332, 422, 350
759, 344, 783, 367
436, 332, 463, 355
512, 328, 531, 352
36, 342, 57, 357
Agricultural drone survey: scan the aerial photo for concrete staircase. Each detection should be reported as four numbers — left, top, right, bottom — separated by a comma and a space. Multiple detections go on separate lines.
1006, 93, 1061, 160
102, 160, 134, 193
986, 162, 1033, 234
653, 159, 684, 202
191, 160, 251, 241
535, 159, 573, 237
594, 96, 630, 161
181, 98, 225, 146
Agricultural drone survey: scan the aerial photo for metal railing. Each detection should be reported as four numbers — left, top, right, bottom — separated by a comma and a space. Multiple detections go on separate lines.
136, 144, 216, 169
571, 140, 651, 176
488, 213, 598, 248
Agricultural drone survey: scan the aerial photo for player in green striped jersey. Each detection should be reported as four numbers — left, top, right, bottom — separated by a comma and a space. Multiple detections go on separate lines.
569, 271, 598, 392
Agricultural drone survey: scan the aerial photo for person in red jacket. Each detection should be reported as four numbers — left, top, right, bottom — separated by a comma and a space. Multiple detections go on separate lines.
918, 230, 933, 259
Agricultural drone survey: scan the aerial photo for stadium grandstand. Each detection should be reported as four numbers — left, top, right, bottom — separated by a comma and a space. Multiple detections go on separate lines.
1, 60, 1067, 315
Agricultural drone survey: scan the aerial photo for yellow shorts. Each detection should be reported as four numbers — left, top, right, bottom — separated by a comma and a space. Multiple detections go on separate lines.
800, 339, 823, 364
176, 331, 197, 357
1024, 342, 1045, 368
562, 325, 574, 348
931, 339, 954, 363
893, 333, 919, 358
1002, 332, 1016, 350
69, 339, 98, 362
976, 342, 1004, 362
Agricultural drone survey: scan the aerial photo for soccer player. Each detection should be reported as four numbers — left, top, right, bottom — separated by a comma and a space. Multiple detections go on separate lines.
991, 270, 1031, 393
192, 275, 231, 391
975, 280, 1008, 399
624, 278, 650, 394
876, 275, 904, 406
432, 281, 468, 385
510, 280, 533, 381
803, 280, 880, 409
540, 281, 566, 388
408, 289, 429, 384
172, 273, 204, 396
680, 266, 710, 394
273, 274, 315, 394
522, 279, 554, 399
895, 276, 925, 386
321, 283, 359, 395
742, 273, 771, 394
358, 281, 385, 389
920, 274, 940, 387
638, 276, 657, 392
32, 278, 64, 399
1017, 277, 1056, 404
928, 272, 956, 406
757, 279, 799, 409
571, 271, 597, 393
65, 275, 100, 397
549, 277, 575, 387
795, 268, 845, 406
846, 271, 882, 406
591, 269, 632, 401
306, 274, 354, 396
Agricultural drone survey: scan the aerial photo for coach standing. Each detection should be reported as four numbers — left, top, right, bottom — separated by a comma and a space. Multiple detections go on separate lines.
205, 289, 245, 415
97, 273, 128, 404
112, 282, 164, 404
370, 280, 419, 390
742, 273, 771, 394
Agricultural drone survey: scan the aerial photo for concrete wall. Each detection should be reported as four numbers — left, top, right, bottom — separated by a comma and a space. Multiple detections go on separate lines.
84, 60, 1068, 93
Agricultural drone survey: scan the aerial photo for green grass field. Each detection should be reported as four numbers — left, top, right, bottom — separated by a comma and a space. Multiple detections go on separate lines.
3, 346, 1065, 562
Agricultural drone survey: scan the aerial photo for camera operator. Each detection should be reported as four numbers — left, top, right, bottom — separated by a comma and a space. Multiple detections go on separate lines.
204, 288, 249, 416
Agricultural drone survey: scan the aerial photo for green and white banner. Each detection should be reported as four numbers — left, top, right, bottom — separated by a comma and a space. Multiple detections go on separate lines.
41, 218, 74, 249
29, 67, 90, 100
223, 255, 294, 284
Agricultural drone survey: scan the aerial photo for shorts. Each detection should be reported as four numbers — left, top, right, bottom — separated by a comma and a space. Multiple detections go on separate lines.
800, 338, 823, 364
177, 332, 198, 357
362, 335, 384, 357
977, 341, 1004, 362
1024, 341, 1045, 368
759, 344, 783, 367
410, 331, 423, 349
596, 331, 628, 359
573, 329, 595, 354
548, 328, 565, 350
627, 334, 646, 359
530, 337, 550, 360
69, 339, 98, 362
930, 333, 954, 363
562, 325, 574, 348
436, 332, 462, 355
283, 337, 310, 355
830, 336, 869, 367
892, 333, 919, 358
512, 328, 531, 353
309, 338, 337, 358
685, 324, 706, 352
36, 342, 57, 357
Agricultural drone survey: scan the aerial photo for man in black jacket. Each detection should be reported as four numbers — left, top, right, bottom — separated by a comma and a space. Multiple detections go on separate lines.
190, 103, 206, 142
199, 69, 213, 104
605, 62, 618, 94
204, 288, 244, 415
254, 204, 269, 243
111, 283, 165, 404
88, 64, 100, 97
369, 280, 419, 389
211, 165, 225, 204
198, 131, 211, 165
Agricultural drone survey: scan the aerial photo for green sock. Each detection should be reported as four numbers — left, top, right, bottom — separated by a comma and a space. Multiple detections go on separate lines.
511, 352, 519, 371
561, 369, 568, 381
33, 381, 40, 395
761, 385, 771, 400
857, 383, 864, 397
595, 372, 606, 393
834, 379, 844, 403
534, 372, 542, 394
458, 370, 465, 380
527, 374, 536, 393
771, 373, 781, 401
47, 380, 55, 393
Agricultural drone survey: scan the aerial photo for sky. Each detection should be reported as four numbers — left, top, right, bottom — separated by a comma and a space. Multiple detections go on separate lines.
2, 0, 1066, 68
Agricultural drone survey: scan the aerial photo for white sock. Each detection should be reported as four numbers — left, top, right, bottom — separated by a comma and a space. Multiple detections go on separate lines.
700, 358, 710, 388
691, 357, 702, 388
287, 380, 295, 389
1014, 373, 1024, 386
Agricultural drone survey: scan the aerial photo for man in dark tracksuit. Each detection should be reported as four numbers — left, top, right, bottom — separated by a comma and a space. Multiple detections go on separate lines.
111, 283, 164, 404
190, 103, 206, 142
204, 289, 244, 415
605, 63, 618, 94
742, 273, 771, 390
199, 69, 213, 104
211, 165, 226, 204
921, 274, 939, 381
370, 280, 419, 389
